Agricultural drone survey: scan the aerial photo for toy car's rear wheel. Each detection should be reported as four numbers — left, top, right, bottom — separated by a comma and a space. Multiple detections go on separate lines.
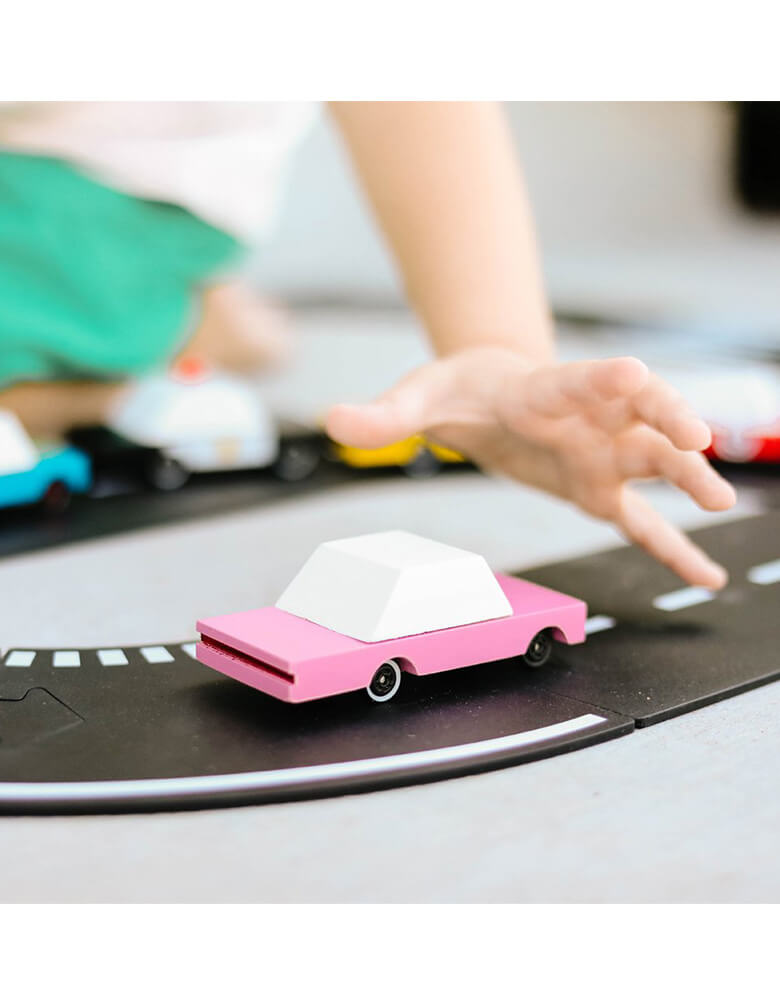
272, 440, 321, 482
404, 448, 441, 479
42, 480, 71, 512
146, 455, 189, 491
367, 660, 402, 702
523, 629, 553, 669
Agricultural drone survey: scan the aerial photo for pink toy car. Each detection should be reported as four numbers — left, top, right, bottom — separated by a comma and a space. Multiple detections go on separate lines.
196, 531, 587, 703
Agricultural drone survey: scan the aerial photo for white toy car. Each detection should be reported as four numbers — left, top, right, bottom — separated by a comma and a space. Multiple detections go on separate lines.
95, 360, 319, 489
0, 410, 91, 511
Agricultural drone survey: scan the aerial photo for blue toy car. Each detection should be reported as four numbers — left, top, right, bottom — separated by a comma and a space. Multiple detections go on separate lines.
0, 411, 92, 511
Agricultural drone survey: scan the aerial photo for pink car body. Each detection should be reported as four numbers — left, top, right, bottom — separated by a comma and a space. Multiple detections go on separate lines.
196, 573, 587, 704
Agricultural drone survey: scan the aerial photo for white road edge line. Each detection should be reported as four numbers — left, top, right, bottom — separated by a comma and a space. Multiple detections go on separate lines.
0, 713, 607, 802
652, 586, 715, 612
747, 559, 780, 586
585, 615, 616, 635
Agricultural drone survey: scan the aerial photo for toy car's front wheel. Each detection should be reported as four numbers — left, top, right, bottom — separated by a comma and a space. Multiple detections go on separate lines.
523, 629, 553, 669
367, 660, 402, 702
146, 455, 190, 491
42, 480, 71, 512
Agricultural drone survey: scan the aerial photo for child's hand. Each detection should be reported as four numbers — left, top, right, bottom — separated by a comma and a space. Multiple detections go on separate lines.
326, 348, 737, 589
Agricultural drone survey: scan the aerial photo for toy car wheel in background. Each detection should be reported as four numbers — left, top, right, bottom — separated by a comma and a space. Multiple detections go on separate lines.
367, 660, 403, 702
403, 448, 442, 479
145, 455, 190, 492
41, 480, 71, 512
271, 440, 321, 482
523, 630, 553, 669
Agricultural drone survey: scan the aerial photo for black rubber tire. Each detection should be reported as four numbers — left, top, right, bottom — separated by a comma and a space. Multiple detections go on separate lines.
367, 660, 402, 702
523, 630, 553, 669
403, 448, 442, 479
271, 441, 321, 482
42, 480, 71, 512
146, 455, 190, 492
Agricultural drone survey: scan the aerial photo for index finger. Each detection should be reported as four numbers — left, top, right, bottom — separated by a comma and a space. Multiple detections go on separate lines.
617, 488, 729, 589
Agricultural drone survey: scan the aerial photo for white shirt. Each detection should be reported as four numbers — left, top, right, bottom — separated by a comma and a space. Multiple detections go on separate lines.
0, 101, 316, 241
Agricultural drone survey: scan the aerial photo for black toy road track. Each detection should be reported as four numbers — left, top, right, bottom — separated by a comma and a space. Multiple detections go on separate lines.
0, 439, 472, 561
1, 514, 777, 814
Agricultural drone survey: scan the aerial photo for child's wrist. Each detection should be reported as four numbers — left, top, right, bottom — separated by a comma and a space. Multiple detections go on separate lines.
426, 314, 556, 367
435, 335, 555, 368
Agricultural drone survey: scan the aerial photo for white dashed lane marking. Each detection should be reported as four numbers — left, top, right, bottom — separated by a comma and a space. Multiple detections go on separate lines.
652, 586, 715, 612
53, 650, 81, 668
3, 645, 195, 667
19, 557, 775, 674
140, 646, 174, 664
4, 650, 36, 667
98, 649, 129, 666
584, 615, 616, 635
747, 559, 780, 586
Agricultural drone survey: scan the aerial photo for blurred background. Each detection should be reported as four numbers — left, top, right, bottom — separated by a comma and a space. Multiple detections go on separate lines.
255, 101, 780, 429
1, 101, 778, 552
254, 102, 780, 335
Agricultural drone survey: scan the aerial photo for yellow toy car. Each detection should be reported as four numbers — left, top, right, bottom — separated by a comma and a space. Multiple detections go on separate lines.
330, 435, 464, 478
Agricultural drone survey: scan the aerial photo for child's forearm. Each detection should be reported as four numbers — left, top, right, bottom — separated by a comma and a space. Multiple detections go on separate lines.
327, 103, 736, 592
328, 101, 555, 364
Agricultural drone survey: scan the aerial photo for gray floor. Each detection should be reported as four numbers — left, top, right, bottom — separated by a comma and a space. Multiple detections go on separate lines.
0, 469, 775, 902
1, 315, 777, 902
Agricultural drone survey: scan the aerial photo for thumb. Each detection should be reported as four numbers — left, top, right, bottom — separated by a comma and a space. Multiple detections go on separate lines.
325, 361, 452, 449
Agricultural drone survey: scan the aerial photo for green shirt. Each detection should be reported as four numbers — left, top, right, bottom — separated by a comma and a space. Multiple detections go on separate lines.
0, 151, 241, 386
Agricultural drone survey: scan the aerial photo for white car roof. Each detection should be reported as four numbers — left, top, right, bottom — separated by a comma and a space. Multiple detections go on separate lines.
275, 530, 512, 643
670, 366, 779, 431
108, 372, 274, 448
0, 410, 38, 475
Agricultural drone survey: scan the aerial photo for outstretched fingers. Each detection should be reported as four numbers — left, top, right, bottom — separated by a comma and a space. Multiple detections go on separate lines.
589, 374, 713, 451
618, 430, 737, 511
629, 375, 712, 451
617, 488, 729, 589
328, 353, 658, 449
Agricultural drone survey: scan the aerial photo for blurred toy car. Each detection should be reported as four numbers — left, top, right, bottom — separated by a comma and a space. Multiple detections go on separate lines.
72, 360, 320, 490
70, 424, 321, 491
196, 530, 587, 704
672, 366, 780, 464
0, 410, 91, 511
330, 435, 465, 478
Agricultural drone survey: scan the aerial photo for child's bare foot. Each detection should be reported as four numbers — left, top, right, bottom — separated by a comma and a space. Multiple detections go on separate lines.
0, 380, 124, 439
177, 281, 292, 373
0, 282, 290, 438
